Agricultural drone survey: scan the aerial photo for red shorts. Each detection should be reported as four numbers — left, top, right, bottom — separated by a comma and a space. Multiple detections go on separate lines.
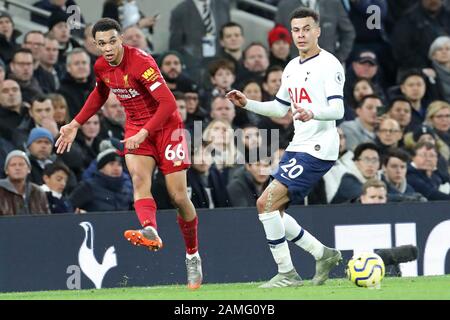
124, 122, 190, 175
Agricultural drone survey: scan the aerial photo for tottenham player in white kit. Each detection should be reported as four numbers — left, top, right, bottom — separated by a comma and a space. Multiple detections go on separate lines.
226, 8, 344, 288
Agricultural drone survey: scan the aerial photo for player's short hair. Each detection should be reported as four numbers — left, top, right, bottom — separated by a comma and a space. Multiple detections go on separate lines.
43, 162, 71, 178
289, 7, 320, 24
353, 142, 379, 161
208, 58, 235, 77
219, 22, 244, 40
356, 94, 383, 109
382, 148, 410, 166
92, 18, 121, 38
263, 65, 283, 83
361, 179, 386, 195
386, 96, 411, 112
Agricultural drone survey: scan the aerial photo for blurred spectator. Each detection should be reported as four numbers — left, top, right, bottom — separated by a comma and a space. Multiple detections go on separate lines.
258, 109, 294, 149
0, 11, 21, 64
122, 25, 152, 53
203, 119, 240, 185
187, 142, 230, 208
236, 123, 263, 163
262, 65, 283, 102
207, 58, 236, 97
47, 11, 82, 67
323, 127, 355, 203
344, 50, 386, 104
0, 79, 27, 142
332, 142, 380, 203
218, 22, 245, 71
102, 0, 157, 51
158, 51, 198, 93
169, 0, 230, 82
0, 137, 14, 178
227, 149, 270, 207
392, 0, 450, 73
26, 127, 55, 185
23, 31, 58, 94
428, 36, 450, 101
41, 162, 73, 213
241, 78, 263, 102
359, 179, 387, 204
173, 91, 188, 122
0, 150, 50, 215
234, 79, 264, 126
184, 84, 209, 131
339, 94, 383, 151
276, 0, 355, 62
48, 93, 71, 128
210, 95, 235, 125
83, 24, 101, 66
386, 96, 413, 133
69, 146, 133, 212
13, 94, 59, 150
407, 141, 450, 200
99, 92, 125, 140
344, 77, 376, 121
40, 35, 62, 89
0, 58, 5, 83
32, 0, 86, 37
57, 48, 94, 118
381, 148, 425, 202
236, 42, 270, 85
425, 100, 450, 147
267, 24, 291, 68
75, 113, 102, 170
8, 48, 44, 104
374, 118, 403, 158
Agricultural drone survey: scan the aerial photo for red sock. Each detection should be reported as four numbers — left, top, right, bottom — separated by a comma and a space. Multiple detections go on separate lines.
177, 215, 199, 254
134, 198, 157, 229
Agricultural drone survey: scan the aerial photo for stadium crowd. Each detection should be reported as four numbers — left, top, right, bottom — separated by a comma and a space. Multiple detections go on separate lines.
0, 0, 450, 215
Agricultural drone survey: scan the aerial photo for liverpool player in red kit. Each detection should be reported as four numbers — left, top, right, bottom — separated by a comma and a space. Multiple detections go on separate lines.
55, 18, 202, 289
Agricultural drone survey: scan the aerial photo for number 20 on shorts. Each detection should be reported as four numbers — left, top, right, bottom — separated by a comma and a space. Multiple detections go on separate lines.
280, 158, 304, 179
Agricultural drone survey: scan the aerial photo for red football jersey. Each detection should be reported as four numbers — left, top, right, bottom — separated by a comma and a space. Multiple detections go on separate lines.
75, 45, 182, 133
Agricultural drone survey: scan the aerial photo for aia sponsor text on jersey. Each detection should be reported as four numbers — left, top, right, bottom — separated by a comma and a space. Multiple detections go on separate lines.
288, 87, 312, 104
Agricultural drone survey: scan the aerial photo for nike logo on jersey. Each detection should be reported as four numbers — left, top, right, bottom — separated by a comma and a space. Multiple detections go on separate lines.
280, 173, 292, 181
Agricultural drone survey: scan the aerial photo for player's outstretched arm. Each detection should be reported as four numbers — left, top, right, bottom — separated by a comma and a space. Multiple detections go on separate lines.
225, 90, 247, 108
55, 120, 80, 154
226, 90, 290, 118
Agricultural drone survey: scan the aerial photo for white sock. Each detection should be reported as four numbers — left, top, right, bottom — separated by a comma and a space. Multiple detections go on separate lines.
186, 251, 200, 260
259, 211, 294, 273
282, 212, 325, 260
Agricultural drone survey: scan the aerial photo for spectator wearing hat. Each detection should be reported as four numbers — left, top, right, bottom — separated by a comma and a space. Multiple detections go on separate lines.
47, 10, 82, 68
344, 50, 386, 104
275, 0, 355, 62
0, 10, 21, 64
26, 127, 56, 185
8, 48, 44, 104
0, 150, 50, 215
41, 162, 73, 214
69, 146, 133, 212
406, 141, 450, 201
427, 36, 450, 102
404, 124, 450, 183
267, 24, 291, 68
392, 0, 450, 74
425, 100, 450, 148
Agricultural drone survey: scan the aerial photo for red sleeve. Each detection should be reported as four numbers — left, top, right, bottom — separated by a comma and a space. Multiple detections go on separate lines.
74, 66, 110, 125
133, 51, 178, 134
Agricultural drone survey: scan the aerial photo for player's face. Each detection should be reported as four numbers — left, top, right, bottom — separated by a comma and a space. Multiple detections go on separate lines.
356, 149, 380, 179
376, 119, 402, 146
361, 187, 387, 204
29, 138, 53, 160
291, 17, 320, 54
43, 170, 68, 194
383, 157, 407, 186
401, 76, 426, 101
263, 70, 282, 96
388, 101, 411, 128
95, 30, 124, 64
431, 107, 450, 132
5, 157, 29, 181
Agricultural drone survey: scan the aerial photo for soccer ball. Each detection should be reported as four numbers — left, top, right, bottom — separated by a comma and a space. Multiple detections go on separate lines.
346, 252, 385, 288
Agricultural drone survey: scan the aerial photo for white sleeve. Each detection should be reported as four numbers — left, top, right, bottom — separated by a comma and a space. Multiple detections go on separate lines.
312, 98, 344, 120
244, 99, 290, 118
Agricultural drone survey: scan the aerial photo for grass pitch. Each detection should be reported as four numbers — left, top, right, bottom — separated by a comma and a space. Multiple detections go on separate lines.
0, 276, 449, 300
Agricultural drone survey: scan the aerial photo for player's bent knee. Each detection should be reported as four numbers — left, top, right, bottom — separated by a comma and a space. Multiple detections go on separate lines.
169, 191, 189, 207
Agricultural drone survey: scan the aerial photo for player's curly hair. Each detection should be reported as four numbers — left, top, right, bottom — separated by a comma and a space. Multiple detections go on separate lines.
92, 18, 121, 38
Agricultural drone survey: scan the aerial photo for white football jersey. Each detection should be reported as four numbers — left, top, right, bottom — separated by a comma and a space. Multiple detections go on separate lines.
275, 49, 345, 161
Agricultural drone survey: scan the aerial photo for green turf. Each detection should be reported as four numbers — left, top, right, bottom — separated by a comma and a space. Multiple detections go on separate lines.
1, 276, 449, 300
